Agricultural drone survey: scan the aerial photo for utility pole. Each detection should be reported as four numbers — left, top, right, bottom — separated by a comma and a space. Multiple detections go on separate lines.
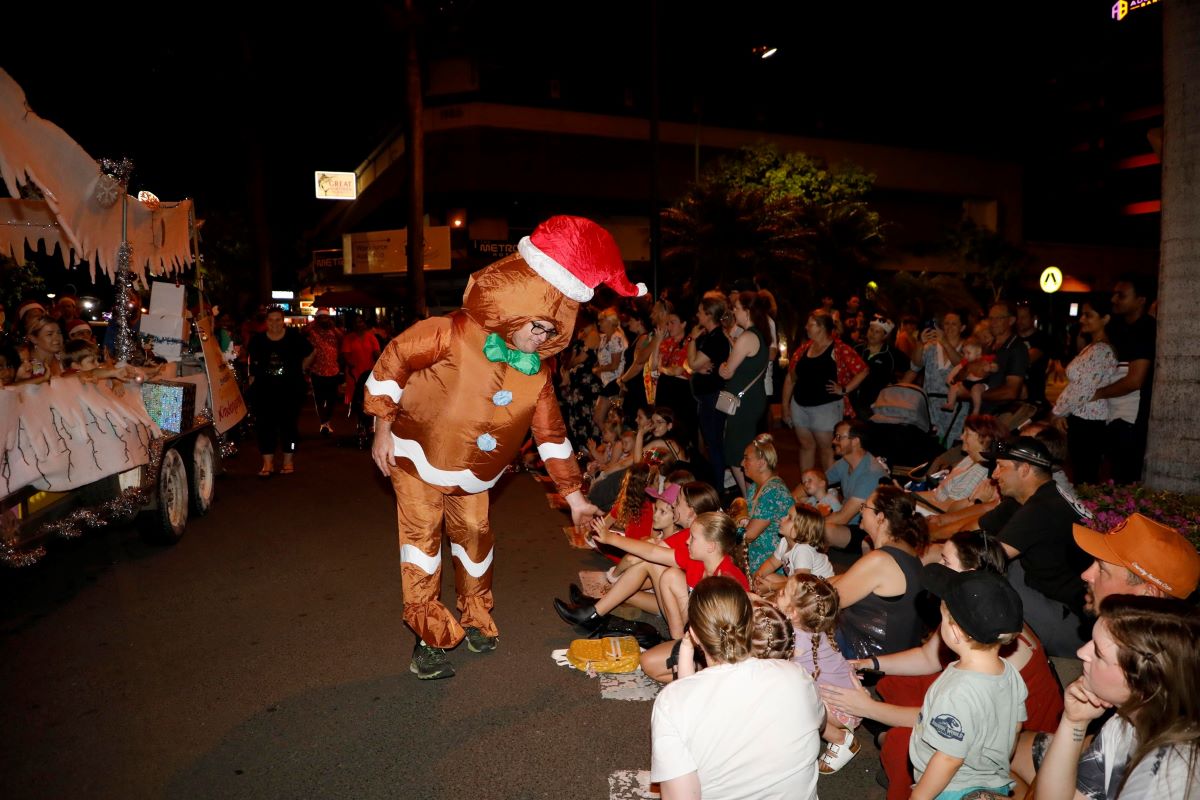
404, 0, 427, 320
649, 0, 661, 300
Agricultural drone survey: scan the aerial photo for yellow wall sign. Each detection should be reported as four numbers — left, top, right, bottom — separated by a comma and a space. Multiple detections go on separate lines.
1040, 266, 1063, 293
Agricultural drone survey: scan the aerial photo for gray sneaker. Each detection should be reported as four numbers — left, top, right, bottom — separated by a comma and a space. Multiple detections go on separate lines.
464, 626, 498, 653
410, 643, 455, 680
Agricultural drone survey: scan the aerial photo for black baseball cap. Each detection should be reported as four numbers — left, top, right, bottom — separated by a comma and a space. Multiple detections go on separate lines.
921, 564, 1023, 644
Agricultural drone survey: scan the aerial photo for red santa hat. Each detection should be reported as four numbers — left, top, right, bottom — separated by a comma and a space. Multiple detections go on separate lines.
17, 300, 46, 319
517, 216, 647, 302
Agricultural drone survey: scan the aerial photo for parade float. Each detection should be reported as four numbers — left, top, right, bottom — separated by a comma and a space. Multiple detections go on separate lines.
0, 68, 246, 565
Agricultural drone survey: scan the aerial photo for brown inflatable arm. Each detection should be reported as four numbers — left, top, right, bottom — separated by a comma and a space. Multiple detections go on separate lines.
363, 317, 453, 422
530, 378, 583, 497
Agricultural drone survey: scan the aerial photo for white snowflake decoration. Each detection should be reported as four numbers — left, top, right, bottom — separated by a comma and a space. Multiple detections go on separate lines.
93, 173, 121, 208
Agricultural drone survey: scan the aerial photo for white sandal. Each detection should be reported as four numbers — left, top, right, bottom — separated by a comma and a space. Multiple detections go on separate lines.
818, 729, 860, 775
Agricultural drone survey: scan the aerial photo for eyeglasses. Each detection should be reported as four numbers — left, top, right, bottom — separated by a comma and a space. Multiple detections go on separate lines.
832, 433, 851, 440
530, 321, 558, 338
863, 505, 878, 514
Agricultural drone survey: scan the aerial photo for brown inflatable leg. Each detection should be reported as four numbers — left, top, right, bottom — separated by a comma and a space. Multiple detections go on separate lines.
444, 490, 497, 636
390, 466, 465, 648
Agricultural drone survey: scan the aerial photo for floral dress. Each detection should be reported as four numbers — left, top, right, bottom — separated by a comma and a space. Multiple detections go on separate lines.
560, 336, 603, 445
745, 475, 793, 575
1052, 342, 1116, 421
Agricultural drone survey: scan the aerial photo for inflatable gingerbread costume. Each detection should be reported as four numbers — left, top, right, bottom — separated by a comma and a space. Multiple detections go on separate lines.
365, 216, 645, 679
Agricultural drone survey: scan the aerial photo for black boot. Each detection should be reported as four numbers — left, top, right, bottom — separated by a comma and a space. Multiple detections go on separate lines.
553, 598, 602, 631
569, 583, 598, 606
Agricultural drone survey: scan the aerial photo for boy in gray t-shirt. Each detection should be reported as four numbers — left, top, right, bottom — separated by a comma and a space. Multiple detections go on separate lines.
909, 565, 1028, 799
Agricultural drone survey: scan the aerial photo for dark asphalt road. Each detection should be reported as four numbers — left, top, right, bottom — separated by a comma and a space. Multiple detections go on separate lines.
0, 411, 886, 800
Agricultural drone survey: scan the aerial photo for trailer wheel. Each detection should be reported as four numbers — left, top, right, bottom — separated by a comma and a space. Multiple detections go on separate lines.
190, 432, 217, 516
141, 447, 189, 543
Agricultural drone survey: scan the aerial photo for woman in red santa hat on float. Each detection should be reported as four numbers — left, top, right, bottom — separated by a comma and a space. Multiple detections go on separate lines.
365, 215, 646, 680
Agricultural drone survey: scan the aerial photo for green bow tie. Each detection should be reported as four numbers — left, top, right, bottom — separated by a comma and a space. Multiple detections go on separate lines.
483, 332, 541, 375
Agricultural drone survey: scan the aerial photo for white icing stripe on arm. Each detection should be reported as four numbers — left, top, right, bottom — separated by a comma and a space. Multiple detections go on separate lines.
537, 439, 574, 462
400, 544, 441, 575
450, 543, 494, 578
365, 373, 402, 402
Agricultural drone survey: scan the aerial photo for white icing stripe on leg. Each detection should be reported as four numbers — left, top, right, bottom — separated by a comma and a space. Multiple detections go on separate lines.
365, 373, 402, 403
400, 544, 441, 575
537, 439, 574, 462
450, 543, 494, 578
393, 435, 502, 493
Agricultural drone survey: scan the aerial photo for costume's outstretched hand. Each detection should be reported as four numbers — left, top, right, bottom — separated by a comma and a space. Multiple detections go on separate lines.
564, 490, 601, 529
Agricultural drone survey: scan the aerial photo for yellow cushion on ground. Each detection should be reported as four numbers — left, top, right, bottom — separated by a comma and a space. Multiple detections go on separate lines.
566, 636, 641, 673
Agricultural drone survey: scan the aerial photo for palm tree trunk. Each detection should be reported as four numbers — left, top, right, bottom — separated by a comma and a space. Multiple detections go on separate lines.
1144, 0, 1200, 492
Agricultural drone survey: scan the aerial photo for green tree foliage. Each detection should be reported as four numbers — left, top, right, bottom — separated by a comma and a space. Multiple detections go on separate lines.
0, 255, 46, 322
660, 143, 884, 337
708, 145, 877, 206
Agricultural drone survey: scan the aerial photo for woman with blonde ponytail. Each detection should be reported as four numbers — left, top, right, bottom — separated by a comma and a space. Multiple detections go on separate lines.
650, 576, 824, 800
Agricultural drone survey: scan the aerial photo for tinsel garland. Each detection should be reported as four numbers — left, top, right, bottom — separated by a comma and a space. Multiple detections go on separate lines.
98, 157, 134, 185
0, 541, 46, 568
100, 156, 138, 365
140, 332, 189, 348
193, 407, 237, 458
113, 245, 137, 364
35, 438, 164, 546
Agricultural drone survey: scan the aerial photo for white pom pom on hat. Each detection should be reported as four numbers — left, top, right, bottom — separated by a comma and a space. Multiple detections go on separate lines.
517, 215, 647, 303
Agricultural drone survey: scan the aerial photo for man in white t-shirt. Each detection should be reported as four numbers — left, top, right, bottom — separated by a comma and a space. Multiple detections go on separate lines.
651, 657, 823, 799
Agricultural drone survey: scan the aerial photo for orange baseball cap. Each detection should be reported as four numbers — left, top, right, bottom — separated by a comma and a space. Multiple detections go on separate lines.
1073, 513, 1200, 599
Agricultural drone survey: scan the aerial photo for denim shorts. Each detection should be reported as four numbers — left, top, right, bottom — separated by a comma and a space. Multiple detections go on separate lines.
790, 398, 845, 433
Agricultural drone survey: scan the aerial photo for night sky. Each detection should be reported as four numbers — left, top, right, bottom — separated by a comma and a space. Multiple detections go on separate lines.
2, 1, 1163, 294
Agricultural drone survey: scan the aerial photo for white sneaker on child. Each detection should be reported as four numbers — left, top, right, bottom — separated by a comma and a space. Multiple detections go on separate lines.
818, 729, 860, 775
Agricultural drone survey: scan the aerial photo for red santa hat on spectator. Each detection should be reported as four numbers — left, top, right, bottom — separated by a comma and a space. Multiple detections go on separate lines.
517, 216, 647, 302
17, 300, 46, 319
67, 319, 92, 337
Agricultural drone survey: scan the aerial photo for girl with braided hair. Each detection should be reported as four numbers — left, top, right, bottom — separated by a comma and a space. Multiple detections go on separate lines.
776, 573, 865, 774
750, 600, 796, 661
650, 576, 824, 800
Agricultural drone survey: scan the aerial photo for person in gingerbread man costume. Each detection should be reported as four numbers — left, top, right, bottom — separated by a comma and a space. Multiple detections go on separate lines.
366, 215, 646, 679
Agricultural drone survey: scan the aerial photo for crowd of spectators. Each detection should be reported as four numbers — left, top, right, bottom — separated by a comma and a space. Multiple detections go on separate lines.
546, 277, 1199, 799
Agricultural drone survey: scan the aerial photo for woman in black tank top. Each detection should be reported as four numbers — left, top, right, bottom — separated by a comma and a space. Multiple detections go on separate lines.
782, 309, 868, 474
830, 486, 929, 659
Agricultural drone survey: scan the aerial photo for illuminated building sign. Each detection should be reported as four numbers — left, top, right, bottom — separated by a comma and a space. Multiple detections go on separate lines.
315, 171, 357, 200
1112, 0, 1159, 21
1040, 267, 1063, 294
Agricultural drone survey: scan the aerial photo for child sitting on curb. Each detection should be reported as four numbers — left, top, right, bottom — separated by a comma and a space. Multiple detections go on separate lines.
775, 574, 865, 774
752, 503, 835, 596
909, 565, 1027, 800
553, 511, 748, 643
798, 469, 842, 516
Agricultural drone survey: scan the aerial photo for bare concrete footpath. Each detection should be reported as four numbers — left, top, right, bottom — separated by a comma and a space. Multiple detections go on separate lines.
0, 409, 885, 800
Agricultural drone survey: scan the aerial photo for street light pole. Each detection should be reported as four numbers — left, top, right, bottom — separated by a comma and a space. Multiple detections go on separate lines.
404, 0, 428, 321
649, 0, 661, 300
